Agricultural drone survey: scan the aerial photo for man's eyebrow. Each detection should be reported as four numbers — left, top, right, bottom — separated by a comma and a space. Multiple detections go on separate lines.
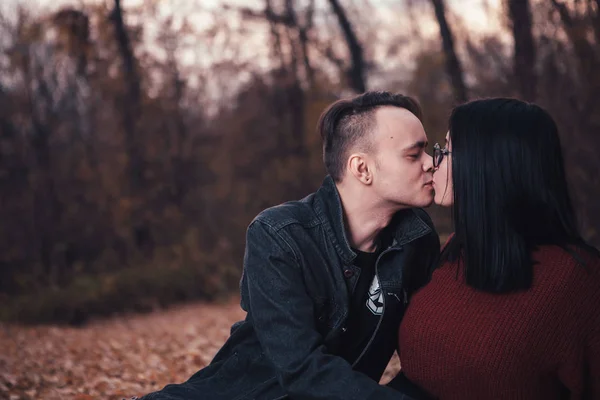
403, 141, 428, 151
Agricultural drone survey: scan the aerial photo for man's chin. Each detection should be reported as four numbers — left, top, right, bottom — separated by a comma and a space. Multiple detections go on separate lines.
393, 193, 435, 209
421, 198, 435, 208
411, 196, 435, 208
421, 190, 436, 207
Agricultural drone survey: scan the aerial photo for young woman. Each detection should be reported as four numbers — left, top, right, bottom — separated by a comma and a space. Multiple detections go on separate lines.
398, 98, 600, 399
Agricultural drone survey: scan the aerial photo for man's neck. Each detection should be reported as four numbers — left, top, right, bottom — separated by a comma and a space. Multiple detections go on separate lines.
336, 182, 401, 253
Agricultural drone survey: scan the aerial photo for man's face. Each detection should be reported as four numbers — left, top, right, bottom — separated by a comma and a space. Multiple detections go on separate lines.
369, 107, 434, 208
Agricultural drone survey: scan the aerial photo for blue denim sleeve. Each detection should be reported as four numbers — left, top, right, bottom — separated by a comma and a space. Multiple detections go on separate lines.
242, 220, 415, 400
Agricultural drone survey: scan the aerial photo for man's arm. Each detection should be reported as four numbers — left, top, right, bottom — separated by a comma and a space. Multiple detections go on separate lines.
242, 220, 413, 400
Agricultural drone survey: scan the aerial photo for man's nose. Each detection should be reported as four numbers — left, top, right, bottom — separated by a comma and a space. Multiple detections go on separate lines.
423, 153, 434, 172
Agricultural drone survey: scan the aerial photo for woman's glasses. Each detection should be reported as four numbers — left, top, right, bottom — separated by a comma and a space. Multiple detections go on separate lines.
433, 143, 451, 168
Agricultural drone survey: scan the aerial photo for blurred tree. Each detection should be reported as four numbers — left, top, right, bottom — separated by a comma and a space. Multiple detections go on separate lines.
327, 0, 366, 92
110, 0, 144, 191
241, 1, 311, 155
24, 22, 64, 288
110, 0, 155, 256
507, 0, 537, 100
546, 0, 600, 245
463, 34, 512, 97
155, 16, 190, 207
429, 0, 468, 103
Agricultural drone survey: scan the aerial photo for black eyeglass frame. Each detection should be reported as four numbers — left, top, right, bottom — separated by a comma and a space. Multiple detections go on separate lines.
433, 143, 451, 168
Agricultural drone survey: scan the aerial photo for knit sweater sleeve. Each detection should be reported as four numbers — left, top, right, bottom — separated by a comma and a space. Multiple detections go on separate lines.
557, 254, 600, 399
587, 325, 600, 398
584, 256, 600, 398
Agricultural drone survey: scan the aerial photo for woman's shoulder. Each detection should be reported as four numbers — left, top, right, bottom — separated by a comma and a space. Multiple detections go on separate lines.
533, 244, 600, 293
532, 246, 600, 334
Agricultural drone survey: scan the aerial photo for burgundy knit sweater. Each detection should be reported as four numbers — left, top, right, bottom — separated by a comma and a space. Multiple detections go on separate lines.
398, 245, 600, 400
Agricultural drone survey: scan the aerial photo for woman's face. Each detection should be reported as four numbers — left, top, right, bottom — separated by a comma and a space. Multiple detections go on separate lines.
433, 132, 453, 206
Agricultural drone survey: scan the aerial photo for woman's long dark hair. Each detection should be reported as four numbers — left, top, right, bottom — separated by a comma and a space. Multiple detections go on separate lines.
442, 98, 596, 293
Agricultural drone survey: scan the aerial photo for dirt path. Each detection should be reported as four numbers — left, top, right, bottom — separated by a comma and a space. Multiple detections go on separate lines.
0, 298, 400, 399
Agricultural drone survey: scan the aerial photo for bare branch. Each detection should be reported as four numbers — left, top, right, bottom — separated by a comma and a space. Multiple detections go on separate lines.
429, 0, 468, 103
508, 0, 537, 100
327, 0, 366, 92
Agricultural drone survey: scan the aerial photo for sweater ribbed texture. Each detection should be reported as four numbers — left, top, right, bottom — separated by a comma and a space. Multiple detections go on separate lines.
398, 245, 600, 400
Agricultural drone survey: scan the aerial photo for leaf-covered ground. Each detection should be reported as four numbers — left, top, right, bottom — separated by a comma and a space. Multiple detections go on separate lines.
0, 298, 400, 399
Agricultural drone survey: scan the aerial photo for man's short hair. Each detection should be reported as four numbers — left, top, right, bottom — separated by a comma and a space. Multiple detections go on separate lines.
317, 91, 423, 182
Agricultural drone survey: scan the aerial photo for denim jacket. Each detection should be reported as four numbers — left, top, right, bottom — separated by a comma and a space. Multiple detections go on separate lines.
144, 176, 439, 400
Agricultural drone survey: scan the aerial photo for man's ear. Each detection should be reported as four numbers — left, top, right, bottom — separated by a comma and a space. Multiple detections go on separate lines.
348, 153, 372, 185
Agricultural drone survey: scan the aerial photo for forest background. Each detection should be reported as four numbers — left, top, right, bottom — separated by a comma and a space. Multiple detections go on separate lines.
0, 0, 598, 325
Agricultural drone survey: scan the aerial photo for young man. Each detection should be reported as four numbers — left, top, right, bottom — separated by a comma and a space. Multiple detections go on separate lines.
139, 91, 440, 400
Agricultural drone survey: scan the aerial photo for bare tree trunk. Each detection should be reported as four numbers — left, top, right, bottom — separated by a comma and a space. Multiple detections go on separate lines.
170, 61, 188, 206
550, 0, 600, 120
31, 121, 60, 287
264, 0, 285, 71
430, 0, 468, 103
0, 85, 27, 293
508, 0, 537, 101
551, 0, 598, 78
327, 0, 366, 93
110, 0, 144, 190
593, 0, 600, 46
258, 0, 309, 156
296, 0, 315, 87
256, 0, 314, 86
26, 64, 62, 288
0, 85, 15, 142
110, 0, 154, 255
262, 0, 289, 152
282, 0, 307, 156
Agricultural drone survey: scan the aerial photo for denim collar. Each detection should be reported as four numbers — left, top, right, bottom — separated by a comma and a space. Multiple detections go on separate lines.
314, 175, 432, 266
